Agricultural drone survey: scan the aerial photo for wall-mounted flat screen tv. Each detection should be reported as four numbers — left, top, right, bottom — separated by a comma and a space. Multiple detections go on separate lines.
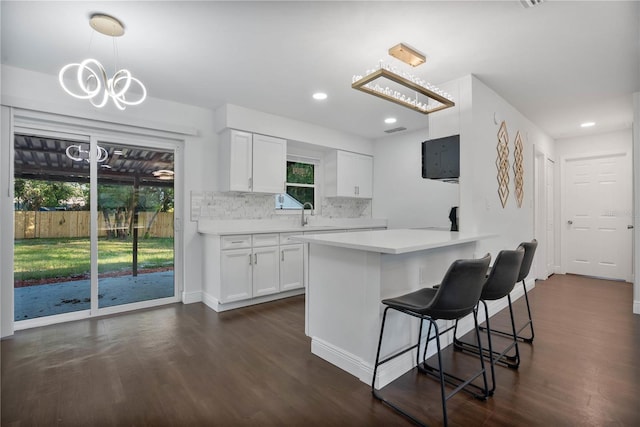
421, 134, 460, 182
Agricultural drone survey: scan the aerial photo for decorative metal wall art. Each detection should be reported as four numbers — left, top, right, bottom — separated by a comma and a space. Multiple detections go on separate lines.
513, 131, 524, 208
496, 121, 510, 208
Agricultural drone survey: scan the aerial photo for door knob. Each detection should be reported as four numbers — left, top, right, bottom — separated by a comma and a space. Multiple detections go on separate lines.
567, 220, 573, 225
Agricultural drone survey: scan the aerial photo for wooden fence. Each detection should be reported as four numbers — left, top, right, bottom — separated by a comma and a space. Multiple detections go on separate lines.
15, 211, 174, 239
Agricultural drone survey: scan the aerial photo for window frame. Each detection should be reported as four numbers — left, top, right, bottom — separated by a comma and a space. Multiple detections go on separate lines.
275, 156, 319, 212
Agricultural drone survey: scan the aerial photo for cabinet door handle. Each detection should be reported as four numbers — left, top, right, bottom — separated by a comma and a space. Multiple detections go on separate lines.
248, 177, 253, 190
249, 253, 252, 265
281, 250, 285, 261
254, 253, 258, 264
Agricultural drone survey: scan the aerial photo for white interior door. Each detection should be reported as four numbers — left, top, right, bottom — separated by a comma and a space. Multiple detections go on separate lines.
564, 153, 632, 281
546, 158, 555, 275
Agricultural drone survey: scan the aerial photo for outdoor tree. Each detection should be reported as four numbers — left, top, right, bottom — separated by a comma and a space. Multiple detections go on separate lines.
139, 186, 174, 238
14, 179, 87, 211
98, 184, 174, 239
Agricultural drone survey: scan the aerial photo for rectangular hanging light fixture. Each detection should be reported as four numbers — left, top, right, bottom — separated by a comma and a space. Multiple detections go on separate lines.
351, 65, 455, 115
388, 43, 426, 67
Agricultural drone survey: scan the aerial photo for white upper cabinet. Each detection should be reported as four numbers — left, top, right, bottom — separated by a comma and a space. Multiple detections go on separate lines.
220, 129, 286, 193
251, 134, 287, 193
226, 130, 253, 192
325, 150, 373, 198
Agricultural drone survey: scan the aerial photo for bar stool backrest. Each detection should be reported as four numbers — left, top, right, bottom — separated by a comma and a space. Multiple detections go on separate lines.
516, 239, 538, 283
481, 248, 525, 301
426, 253, 491, 320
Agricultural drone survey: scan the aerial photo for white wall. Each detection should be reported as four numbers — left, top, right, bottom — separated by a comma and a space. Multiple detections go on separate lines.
555, 129, 632, 160
371, 77, 465, 229
1, 65, 217, 335
634, 92, 640, 314
460, 75, 555, 260
216, 104, 374, 156
372, 128, 459, 229
372, 74, 555, 257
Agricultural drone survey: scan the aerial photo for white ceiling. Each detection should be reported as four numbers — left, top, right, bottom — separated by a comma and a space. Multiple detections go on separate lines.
1, 1, 639, 140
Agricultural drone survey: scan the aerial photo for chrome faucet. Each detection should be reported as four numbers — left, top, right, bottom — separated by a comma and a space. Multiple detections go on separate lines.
301, 202, 314, 226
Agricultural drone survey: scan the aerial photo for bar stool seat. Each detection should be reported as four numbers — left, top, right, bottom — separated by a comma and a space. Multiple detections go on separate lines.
371, 254, 491, 427
453, 247, 525, 395
480, 240, 537, 343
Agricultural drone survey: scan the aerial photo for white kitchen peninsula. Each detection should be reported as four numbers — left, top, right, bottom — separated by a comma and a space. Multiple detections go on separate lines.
294, 229, 493, 388
198, 218, 387, 312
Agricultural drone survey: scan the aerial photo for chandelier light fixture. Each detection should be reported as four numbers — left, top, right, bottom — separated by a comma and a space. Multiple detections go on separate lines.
66, 144, 109, 163
352, 43, 455, 115
59, 13, 146, 110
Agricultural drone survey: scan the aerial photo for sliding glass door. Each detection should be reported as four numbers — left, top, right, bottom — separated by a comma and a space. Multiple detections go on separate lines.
96, 141, 175, 309
13, 129, 180, 325
14, 133, 92, 320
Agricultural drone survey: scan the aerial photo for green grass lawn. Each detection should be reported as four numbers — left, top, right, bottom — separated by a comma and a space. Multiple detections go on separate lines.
14, 237, 174, 282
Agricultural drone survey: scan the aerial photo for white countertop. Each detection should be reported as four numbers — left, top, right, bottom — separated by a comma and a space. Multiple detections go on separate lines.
293, 228, 494, 255
197, 218, 387, 236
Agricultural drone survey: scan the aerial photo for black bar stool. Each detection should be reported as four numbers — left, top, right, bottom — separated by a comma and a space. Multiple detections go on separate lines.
480, 240, 537, 343
371, 254, 491, 427
452, 247, 525, 394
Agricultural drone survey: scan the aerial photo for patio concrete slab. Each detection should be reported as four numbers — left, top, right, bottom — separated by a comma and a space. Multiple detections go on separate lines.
14, 271, 174, 320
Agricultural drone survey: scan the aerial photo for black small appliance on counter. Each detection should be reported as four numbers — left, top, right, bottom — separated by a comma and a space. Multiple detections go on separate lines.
449, 206, 458, 232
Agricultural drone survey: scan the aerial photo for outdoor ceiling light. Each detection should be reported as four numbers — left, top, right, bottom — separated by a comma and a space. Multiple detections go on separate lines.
152, 170, 175, 180
59, 13, 146, 110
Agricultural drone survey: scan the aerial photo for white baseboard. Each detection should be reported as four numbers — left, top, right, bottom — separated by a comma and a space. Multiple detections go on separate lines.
312, 280, 535, 387
202, 292, 221, 311
182, 290, 203, 304
202, 288, 305, 313
311, 336, 416, 389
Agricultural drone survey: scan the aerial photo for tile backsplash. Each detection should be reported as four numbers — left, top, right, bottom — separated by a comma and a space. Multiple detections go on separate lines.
193, 191, 371, 221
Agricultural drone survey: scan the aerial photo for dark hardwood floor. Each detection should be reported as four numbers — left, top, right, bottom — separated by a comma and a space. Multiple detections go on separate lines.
2, 274, 639, 426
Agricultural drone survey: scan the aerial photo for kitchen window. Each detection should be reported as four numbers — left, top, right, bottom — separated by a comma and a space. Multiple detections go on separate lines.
275, 160, 315, 210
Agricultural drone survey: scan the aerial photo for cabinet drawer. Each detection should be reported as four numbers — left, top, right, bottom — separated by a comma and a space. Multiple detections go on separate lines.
221, 235, 251, 249
303, 229, 345, 235
280, 232, 303, 245
252, 233, 279, 247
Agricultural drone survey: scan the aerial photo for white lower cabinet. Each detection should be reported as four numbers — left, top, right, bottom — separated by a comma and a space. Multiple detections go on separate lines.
280, 243, 304, 291
252, 245, 280, 297
215, 232, 303, 307
220, 248, 253, 303
204, 227, 383, 312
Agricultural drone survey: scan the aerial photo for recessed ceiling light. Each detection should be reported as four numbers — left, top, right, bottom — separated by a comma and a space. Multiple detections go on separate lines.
384, 117, 397, 124
312, 92, 327, 100
580, 122, 595, 128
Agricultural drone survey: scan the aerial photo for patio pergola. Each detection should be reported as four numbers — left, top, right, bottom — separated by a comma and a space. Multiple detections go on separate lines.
14, 133, 175, 276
